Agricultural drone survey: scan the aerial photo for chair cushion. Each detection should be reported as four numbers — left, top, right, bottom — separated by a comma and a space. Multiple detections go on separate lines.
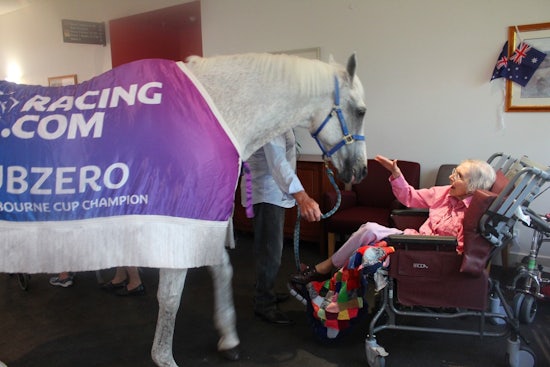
434, 164, 457, 186
325, 207, 391, 233
354, 159, 420, 207
323, 190, 357, 211
491, 170, 509, 194
459, 190, 498, 276
323, 159, 420, 241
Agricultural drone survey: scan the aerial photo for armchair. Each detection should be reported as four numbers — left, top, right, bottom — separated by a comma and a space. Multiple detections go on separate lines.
323, 159, 421, 256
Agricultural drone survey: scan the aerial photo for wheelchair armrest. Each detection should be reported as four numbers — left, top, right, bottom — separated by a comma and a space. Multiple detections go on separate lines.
390, 208, 429, 230
324, 190, 357, 211
391, 208, 429, 216
386, 234, 458, 251
389, 199, 405, 211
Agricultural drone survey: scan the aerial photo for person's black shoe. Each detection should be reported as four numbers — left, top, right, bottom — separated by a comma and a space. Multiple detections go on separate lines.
254, 309, 294, 325
290, 265, 331, 285
275, 292, 290, 303
116, 283, 145, 296
219, 345, 240, 361
101, 280, 127, 291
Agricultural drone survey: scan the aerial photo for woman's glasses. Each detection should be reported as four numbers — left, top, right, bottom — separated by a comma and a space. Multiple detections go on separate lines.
450, 168, 464, 181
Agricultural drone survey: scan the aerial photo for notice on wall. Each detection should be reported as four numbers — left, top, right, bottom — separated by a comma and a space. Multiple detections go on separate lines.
62, 19, 106, 46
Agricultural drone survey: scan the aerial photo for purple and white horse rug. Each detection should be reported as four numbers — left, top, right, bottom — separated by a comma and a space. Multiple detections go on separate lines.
0, 59, 241, 273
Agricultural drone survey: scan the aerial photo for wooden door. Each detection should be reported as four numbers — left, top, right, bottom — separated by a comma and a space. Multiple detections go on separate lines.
109, 1, 202, 67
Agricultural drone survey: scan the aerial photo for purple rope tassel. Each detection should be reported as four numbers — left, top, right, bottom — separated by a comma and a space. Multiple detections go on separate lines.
242, 161, 254, 218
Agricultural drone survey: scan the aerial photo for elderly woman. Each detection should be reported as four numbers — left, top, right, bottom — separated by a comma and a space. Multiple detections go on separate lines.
292, 154, 496, 284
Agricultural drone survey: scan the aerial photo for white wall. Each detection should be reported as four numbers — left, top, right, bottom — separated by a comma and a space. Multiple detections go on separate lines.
2, 0, 550, 265
200, 0, 550, 266
0, 0, 187, 84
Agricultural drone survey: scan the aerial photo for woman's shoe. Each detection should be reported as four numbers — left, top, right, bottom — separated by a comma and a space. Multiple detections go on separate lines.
290, 265, 331, 284
116, 283, 145, 296
101, 280, 128, 291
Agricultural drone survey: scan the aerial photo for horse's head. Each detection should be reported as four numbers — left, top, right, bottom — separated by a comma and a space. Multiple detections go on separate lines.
311, 54, 368, 184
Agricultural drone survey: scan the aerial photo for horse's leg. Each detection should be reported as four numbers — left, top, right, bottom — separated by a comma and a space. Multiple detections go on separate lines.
208, 249, 240, 359
151, 268, 187, 367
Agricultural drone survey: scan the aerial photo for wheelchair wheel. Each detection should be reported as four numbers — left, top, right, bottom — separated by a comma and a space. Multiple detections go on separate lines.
518, 294, 537, 324
512, 293, 524, 320
365, 339, 388, 367
17, 273, 30, 291
507, 344, 536, 367
368, 355, 385, 367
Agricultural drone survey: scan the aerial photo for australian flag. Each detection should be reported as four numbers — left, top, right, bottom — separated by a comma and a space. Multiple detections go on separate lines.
490, 42, 510, 81
491, 41, 547, 87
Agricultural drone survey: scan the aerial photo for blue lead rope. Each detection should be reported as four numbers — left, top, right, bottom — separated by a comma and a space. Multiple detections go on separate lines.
293, 162, 341, 271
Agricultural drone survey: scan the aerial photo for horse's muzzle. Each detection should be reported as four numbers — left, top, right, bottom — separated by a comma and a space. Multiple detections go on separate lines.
338, 164, 367, 185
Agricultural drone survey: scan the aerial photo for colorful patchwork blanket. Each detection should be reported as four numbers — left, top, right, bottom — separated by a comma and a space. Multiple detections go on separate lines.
0, 59, 241, 273
305, 242, 395, 339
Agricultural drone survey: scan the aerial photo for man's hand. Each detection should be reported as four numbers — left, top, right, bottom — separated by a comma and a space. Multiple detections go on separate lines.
293, 191, 322, 222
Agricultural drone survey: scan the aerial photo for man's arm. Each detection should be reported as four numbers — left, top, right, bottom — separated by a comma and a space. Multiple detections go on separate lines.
263, 137, 321, 222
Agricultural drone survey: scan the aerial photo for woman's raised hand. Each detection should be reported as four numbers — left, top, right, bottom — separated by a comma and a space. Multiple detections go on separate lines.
375, 155, 402, 179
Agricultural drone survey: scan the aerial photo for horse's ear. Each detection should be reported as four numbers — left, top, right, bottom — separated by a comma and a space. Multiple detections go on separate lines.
346, 53, 357, 81
328, 54, 336, 64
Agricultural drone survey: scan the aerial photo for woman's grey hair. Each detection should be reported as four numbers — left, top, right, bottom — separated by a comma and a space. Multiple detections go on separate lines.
460, 159, 496, 192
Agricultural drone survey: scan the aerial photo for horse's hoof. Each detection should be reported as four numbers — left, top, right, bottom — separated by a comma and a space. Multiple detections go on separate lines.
219, 346, 240, 361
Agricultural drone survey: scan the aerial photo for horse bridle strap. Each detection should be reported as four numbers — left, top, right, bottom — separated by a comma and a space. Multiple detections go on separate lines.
311, 75, 365, 158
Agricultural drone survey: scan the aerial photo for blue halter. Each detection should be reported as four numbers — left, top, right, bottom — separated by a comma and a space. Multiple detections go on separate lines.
311, 75, 365, 158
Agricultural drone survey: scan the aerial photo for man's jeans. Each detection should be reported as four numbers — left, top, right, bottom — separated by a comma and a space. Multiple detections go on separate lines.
252, 203, 285, 312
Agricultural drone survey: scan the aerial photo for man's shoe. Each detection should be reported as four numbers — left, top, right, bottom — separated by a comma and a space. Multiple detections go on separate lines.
290, 265, 331, 285
254, 309, 294, 325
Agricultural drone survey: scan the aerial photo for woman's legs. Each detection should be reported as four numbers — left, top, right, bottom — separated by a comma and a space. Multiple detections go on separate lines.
330, 222, 402, 269
110, 267, 128, 284
312, 222, 402, 275
102, 266, 144, 295
125, 267, 142, 290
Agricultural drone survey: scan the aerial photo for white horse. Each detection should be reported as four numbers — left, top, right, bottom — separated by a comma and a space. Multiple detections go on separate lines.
0, 53, 367, 367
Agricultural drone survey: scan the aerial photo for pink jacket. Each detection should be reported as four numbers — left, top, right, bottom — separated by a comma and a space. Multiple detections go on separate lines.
391, 175, 473, 253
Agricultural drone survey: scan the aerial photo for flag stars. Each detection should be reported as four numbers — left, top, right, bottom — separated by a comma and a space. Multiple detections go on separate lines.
531, 57, 539, 64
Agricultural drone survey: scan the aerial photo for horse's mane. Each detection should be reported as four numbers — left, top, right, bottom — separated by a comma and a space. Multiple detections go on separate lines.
186, 53, 338, 97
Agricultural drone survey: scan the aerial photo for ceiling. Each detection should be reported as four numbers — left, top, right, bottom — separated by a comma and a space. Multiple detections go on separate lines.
0, 0, 33, 16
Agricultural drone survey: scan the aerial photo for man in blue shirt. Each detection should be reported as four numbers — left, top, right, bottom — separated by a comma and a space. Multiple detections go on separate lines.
242, 130, 322, 324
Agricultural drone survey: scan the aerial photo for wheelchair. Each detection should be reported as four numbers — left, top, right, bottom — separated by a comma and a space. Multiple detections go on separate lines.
365, 154, 550, 367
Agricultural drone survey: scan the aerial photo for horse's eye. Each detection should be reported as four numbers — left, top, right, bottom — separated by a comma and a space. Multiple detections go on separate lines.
356, 107, 366, 118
